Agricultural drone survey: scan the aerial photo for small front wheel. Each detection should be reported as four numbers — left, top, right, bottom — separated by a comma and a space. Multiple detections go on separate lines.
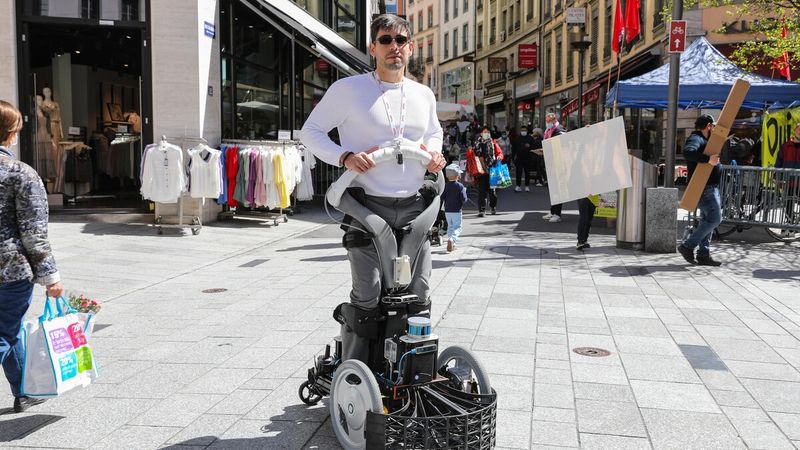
298, 380, 323, 406
438, 345, 492, 395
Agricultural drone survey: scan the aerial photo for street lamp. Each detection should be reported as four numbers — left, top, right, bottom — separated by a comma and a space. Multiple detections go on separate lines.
451, 83, 461, 104
570, 34, 592, 128
507, 70, 521, 131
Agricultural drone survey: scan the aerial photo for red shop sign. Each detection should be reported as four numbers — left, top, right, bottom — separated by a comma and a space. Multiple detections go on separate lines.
518, 44, 538, 69
517, 102, 532, 111
315, 59, 331, 73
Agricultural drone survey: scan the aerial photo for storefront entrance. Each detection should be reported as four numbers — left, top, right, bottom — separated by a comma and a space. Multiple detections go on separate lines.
16, 3, 152, 211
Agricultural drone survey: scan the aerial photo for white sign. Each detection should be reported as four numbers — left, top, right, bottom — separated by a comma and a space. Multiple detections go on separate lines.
278, 130, 292, 140
542, 116, 632, 205
293, 129, 302, 140
117, 124, 128, 133
566, 7, 586, 25
68, 127, 81, 136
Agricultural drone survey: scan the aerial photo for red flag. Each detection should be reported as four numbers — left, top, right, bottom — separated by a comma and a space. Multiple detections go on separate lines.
773, 22, 791, 80
612, 0, 624, 55
624, 0, 641, 51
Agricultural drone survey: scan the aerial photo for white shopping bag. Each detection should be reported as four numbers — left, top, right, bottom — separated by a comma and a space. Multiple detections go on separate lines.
21, 297, 99, 397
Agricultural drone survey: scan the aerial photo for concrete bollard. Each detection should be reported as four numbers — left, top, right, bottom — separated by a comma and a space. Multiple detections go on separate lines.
645, 187, 679, 253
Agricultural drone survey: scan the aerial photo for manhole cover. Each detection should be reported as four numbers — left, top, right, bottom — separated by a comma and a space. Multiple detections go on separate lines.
202, 288, 228, 294
573, 347, 611, 357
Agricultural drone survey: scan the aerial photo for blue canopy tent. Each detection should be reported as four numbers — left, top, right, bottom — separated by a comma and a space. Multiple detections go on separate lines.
605, 37, 800, 110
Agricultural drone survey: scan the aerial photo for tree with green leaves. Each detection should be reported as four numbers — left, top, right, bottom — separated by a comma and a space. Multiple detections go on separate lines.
671, 0, 798, 78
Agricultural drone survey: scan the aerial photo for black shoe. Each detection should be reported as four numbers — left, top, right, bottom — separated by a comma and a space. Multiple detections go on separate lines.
13, 396, 46, 413
696, 255, 722, 266
491, 207, 497, 215
576, 241, 590, 250
677, 244, 696, 264
478, 211, 485, 217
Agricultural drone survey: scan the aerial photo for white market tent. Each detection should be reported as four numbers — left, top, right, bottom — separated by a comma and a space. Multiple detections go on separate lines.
436, 102, 475, 121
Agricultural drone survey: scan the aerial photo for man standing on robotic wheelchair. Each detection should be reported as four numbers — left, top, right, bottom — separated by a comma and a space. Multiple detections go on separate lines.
300, 14, 446, 365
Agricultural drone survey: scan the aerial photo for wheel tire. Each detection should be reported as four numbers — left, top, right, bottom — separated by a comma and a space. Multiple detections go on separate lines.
330, 359, 383, 450
191, 227, 200, 235
299, 380, 323, 406
438, 345, 492, 395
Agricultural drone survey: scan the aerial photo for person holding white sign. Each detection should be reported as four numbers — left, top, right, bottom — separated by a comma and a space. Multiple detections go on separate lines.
542, 112, 566, 222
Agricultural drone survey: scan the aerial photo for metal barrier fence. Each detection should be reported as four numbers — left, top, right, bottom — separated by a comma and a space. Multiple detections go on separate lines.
312, 159, 346, 198
718, 164, 800, 233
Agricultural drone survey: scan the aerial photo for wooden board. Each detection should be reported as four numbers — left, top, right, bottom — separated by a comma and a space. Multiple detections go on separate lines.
678, 79, 750, 211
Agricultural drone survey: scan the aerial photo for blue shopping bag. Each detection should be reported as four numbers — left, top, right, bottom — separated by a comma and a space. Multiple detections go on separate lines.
489, 163, 512, 189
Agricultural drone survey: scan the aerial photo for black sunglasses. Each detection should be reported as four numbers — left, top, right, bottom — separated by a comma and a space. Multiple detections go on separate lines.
376, 35, 409, 46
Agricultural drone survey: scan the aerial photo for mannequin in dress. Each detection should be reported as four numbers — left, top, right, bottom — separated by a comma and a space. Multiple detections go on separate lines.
41, 87, 65, 192
34, 94, 56, 190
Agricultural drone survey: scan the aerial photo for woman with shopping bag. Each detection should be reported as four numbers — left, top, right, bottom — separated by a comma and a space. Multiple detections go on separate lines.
470, 126, 505, 216
0, 100, 64, 413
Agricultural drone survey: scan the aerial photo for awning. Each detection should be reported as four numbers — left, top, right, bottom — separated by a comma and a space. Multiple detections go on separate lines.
484, 94, 505, 105
242, 0, 372, 76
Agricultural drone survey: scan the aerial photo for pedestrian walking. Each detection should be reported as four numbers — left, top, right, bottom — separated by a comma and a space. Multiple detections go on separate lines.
472, 125, 505, 217
513, 125, 536, 191
0, 100, 64, 412
442, 163, 467, 252
299, 14, 445, 362
576, 196, 596, 250
542, 112, 566, 222
678, 114, 723, 266
530, 128, 546, 186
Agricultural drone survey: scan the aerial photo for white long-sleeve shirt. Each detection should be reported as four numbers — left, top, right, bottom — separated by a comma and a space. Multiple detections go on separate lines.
140, 142, 186, 203
299, 72, 443, 198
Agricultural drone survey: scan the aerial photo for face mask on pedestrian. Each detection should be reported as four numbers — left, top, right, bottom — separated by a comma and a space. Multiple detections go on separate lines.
481, 132, 491, 141
546, 123, 554, 130
520, 131, 527, 136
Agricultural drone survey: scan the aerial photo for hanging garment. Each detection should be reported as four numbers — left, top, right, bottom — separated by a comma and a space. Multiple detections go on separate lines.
217, 145, 229, 205
140, 141, 185, 203
226, 146, 239, 207
273, 152, 291, 209
296, 146, 316, 201
188, 145, 222, 199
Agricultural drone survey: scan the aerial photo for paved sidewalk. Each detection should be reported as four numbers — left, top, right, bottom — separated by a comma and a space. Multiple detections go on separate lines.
1, 187, 798, 449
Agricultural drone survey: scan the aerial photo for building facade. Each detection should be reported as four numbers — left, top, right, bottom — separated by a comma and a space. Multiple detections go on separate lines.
407, 0, 440, 90
1, 0, 376, 215
474, 0, 543, 131
437, 0, 475, 108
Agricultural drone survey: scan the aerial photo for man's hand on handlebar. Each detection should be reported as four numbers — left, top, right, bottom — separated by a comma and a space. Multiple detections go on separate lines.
421, 144, 446, 172
343, 148, 378, 173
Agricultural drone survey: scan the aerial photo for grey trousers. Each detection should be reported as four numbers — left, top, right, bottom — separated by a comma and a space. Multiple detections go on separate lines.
341, 192, 432, 363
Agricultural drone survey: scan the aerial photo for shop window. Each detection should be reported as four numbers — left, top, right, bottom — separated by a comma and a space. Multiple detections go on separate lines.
32, 0, 48, 15
233, 11, 278, 70
235, 61, 279, 140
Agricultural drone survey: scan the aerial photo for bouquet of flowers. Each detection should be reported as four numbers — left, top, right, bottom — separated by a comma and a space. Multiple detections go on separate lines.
67, 294, 102, 314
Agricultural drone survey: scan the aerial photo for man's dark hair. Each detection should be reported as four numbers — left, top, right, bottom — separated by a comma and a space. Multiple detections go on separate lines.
694, 114, 715, 130
370, 14, 411, 41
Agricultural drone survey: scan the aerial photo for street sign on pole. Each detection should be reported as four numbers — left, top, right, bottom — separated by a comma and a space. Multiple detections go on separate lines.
566, 7, 586, 25
669, 20, 687, 53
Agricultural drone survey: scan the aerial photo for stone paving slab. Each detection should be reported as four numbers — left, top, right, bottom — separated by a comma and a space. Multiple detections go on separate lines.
2, 189, 798, 448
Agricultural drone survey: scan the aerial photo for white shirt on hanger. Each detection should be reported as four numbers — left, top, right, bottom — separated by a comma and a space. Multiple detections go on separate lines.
140, 142, 186, 203
188, 145, 222, 199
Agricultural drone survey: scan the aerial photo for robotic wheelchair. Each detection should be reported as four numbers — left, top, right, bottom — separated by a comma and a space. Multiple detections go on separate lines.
298, 142, 497, 449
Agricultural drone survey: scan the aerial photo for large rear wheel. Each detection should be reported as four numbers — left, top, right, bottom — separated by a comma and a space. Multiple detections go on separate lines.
330, 359, 383, 450
437, 345, 492, 395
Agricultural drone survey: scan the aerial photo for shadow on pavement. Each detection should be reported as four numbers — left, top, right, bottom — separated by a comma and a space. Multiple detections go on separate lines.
302, 255, 348, 263
0, 414, 65, 442
161, 404, 332, 450
601, 265, 690, 277
752, 268, 800, 280
279, 242, 342, 252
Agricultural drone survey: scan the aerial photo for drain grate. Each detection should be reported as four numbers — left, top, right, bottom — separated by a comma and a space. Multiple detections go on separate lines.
202, 288, 228, 294
572, 347, 611, 357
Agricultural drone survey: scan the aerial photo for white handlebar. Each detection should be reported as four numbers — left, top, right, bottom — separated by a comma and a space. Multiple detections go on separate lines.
326, 145, 435, 208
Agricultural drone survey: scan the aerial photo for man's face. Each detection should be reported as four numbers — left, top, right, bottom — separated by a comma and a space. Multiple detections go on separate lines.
794, 124, 800, 140
369, 27, 413, 72
703, 123, 714, 139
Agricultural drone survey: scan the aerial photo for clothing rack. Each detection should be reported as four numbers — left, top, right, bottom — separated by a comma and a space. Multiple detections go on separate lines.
153, 135, 206, 235
217, 139, 304, 225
